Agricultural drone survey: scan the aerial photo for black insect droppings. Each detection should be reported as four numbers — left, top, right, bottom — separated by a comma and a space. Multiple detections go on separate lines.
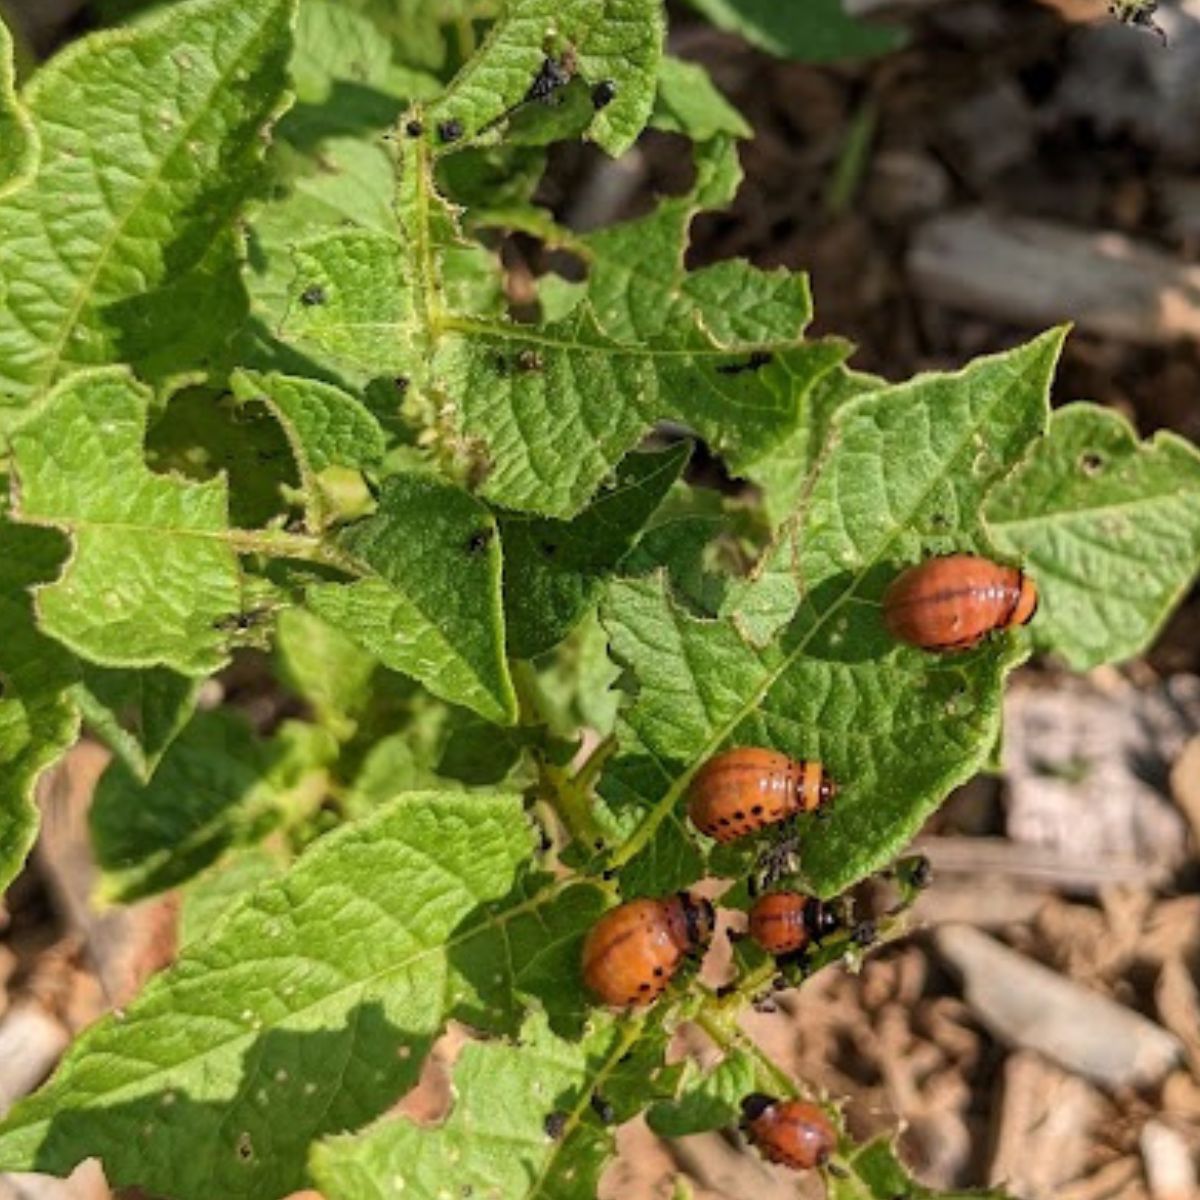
466, 527, 495, 555
590, 1093, 616, 1125
300, 285, 326, 307
539, 540, 559, 558
437, 118, 464, 143
393, 375, 410, 394
405, 118, 424, 137
544, 1111, 568, 1139
592, 80, 617, 109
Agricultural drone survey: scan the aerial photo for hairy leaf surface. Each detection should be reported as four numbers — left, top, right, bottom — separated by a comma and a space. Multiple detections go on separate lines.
307, 472, 517, 724
0, 793, 593, 1199
0, 0, 296, 408
312, 1011, 635, 1200
987, 403, 1200, 669
9, 369, 243, 676
602, 332, 1065, 896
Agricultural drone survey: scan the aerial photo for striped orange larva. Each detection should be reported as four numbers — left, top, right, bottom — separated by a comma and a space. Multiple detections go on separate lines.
741, 1095, 837, 1170
747, 891, 839, 956
581, 892, 715, 1008
688, 748, 836, 843
882, 553, 1037, 653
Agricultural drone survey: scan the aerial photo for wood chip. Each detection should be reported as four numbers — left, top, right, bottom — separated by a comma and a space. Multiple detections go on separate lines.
1003, 677, 1196, 884
1155, 959, 1200, 1077
1169, 736, 1200, 844
936, 925, 1182, 1088
0, 1006, 69, 1116
913, 835, 1165, 894
34, 742, 178, 1022
910, 210, 1200, 345
989, 1052, 1100, 1197
1141, 1120, 1197, 1200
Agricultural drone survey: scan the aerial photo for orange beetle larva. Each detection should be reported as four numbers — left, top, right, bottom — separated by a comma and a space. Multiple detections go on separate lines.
882, 553, 1037, 653
747, 891, 839, 957
741, 1094, 837, 1170
581, 892, 715, 1008
688, 748, 836, 843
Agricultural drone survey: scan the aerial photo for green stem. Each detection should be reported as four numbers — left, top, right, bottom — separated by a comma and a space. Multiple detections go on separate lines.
511, 661, 607, 849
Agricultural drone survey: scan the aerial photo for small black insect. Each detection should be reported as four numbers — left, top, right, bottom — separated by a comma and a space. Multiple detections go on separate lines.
591, 80, 617, 109
300, 284, 326, 307
544, 1111, 568, 1140
517, 348, 545, 372
437, 118, 464, 143
466, 527, 495, 555
590, 1093, 616, 1125
405, 118, 424, 137
539, 540, 559, 559
716, 351, 773, 376
393, 375, 410, 395
526, 56, 572, 104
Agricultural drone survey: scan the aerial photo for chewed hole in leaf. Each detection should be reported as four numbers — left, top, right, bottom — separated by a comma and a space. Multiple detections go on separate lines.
146, 389, 298, 529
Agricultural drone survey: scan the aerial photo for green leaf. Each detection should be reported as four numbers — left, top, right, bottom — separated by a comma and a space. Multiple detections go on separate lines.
246, 135, 398, 336
646, 1048, 756, 1137
0, 15, 37, 198
652, 55, 750, 141
0, 0, 296, 408
986, 403, 1200, 670
601, 331, 1066, 897
684, 0, 903, 62
179, 844, 286, 946
832, 1137, 1014, 1200
73, 665, 199, 782
9, 369, 243, 677
90, 710, 336, 902
312, 1011, 635, 1200
0, 519, 80, 893
502, 443, 690, 658
0, 792, 594, 1198
230, 370, 385, 533
282, 132, 836, 517
274, 606, 379, 739
424, 0, 665, 157
747, 364, 884, 527
307, 472, 518, 724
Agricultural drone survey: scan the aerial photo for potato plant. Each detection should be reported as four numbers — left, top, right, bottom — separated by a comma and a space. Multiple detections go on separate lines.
0, 1, 1197, 1198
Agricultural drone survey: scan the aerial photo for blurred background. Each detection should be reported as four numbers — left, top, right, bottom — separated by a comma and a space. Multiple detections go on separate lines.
1, 0, 1198, 1198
